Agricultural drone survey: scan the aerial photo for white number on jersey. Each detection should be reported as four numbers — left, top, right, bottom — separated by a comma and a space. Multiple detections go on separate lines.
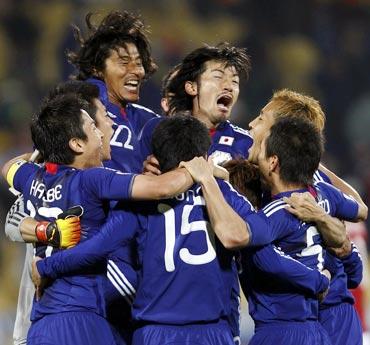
110, 125, 134, 150
298, 225, 324, 270
158, 195, 216, 272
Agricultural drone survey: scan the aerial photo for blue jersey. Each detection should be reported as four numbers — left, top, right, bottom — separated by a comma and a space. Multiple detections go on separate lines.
11, 161, 135, 321
88, 78, 160, 173
240, 182, 359, 326
136, 117, 253, 165
37, 180, 256, 325
132, 180, 255, 325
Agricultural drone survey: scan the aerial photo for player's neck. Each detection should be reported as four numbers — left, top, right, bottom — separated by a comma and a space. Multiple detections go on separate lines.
270, 178, 306, 196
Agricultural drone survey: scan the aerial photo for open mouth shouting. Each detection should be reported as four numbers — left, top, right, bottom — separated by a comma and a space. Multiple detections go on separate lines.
216, 94, 233, 113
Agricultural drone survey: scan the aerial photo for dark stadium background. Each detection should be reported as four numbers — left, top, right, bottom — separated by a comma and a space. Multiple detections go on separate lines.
0, 0, 369, 343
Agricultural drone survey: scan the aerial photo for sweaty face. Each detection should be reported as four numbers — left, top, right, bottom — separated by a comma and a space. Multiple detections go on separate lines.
192, 60, 240, 128
80, 111, 104, 168
248, 101, 277, 164
94, 99, 114, 160
102, 43, 145, 106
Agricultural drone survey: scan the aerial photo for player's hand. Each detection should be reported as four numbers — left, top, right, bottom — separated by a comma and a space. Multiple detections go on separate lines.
318, 269, 331, 302
35, 205, 83, 248
210, 157, 229, 181
179, 156, 213, 184
32, 257, 49, 301
283, 192, 325, 222
327, 235, 352, 258
143, 155, 161, 175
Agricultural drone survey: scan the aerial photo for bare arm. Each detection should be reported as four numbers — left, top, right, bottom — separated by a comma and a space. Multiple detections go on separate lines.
16, 218, 38, 242
180, 157, 249, 249
319, 163, 368, 221
283, 192, 346, 247
131, 167, 194, 200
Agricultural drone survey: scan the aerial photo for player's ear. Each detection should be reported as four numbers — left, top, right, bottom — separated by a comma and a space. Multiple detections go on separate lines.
69, 138, 84, 154
269, 155, 279, 173
185, 81, 198, 96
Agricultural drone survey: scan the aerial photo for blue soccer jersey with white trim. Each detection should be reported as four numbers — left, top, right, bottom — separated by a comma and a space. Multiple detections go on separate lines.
240, 182, 359, 326
88, 78, 160, 173
12, 162, 135, 320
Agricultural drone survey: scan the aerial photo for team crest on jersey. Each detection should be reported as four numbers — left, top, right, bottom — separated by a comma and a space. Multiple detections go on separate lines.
219, 136, 234, 146
209, 150, 232, 166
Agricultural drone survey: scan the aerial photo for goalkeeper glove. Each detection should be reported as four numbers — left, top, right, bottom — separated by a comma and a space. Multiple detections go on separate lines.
35, 205, 83, 248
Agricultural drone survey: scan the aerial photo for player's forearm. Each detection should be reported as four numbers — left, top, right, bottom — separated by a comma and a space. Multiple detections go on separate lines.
16, 217, 38, 242
201, 176, 249, 249
319, 163, 368, 221
253, 245, 330, 295
132, 168, 193, 200
315, 214, 346, 248
341, 244, 363, 289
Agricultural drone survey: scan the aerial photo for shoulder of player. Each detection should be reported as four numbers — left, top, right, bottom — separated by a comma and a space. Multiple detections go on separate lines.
9, 160, 40, 181
127, 103, 160, 117
81, 166, 132, 179
261, 198, 289, 218
216, 178, 254, 207
226, 121, 253, 139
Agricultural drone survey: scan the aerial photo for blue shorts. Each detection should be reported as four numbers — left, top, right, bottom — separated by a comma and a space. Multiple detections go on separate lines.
132, 320, 234, 345
320, 302, 362, 345
27, 311, 118, 345
249, 321, 331, 345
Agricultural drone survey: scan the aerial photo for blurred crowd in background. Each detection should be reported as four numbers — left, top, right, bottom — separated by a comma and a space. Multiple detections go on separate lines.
0, 0, 369, 344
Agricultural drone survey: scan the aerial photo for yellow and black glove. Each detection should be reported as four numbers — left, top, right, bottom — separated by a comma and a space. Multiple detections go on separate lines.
35, 206, 83, 248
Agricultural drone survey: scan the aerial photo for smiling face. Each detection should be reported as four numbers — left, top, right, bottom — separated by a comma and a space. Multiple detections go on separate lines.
102, 42, 145, 107
188, 60, 240, 128
248, 101, 278, 164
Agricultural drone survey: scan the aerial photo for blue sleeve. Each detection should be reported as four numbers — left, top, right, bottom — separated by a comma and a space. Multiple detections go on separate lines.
137, 117, 163, 161
317, 181, 359, 221
246, 205, 292, 247
12, 162, 39, 193
218, 180, 255, 217
82, 167, 136, 200
37, 209, 140, 279
252, 245, 329, 294
341, 243, 363, 289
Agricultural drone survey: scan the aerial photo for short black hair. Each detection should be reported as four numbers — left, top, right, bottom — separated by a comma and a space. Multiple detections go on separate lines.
151, 114, 211, 173
31, 94, 91, 165
44, 80, 99, 121
168, 42, 251, 114
67, 10, 157, 80
265, 116, 323, 185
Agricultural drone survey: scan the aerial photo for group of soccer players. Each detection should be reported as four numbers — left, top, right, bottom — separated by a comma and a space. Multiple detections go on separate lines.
2, 9, 369, 345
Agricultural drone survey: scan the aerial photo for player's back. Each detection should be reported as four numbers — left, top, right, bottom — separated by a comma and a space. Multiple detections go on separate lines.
12, 161, 135, 321
240, 182, 360, 327
132, 181, 240, 325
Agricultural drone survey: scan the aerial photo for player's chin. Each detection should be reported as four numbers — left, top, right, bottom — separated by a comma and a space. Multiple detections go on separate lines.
216, 110, 230, 123
121, 91, 139, 104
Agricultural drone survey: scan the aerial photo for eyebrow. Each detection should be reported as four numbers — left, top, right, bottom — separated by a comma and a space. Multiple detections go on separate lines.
117, 53, 142, 60
211, 68, 239, 77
